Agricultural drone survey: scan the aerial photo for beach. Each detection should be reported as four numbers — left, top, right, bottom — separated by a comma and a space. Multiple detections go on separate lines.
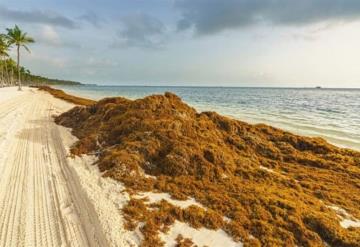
0, 86, 242, 247
0, 87, 141, 246
2, 1, 360, 245
1, 86, 360, 247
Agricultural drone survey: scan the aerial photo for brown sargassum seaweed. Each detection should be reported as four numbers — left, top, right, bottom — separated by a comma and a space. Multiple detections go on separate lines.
36, 86, 95, 106
53, 91, 360, 247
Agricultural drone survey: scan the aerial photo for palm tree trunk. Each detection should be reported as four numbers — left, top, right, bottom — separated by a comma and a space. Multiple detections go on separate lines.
0, 58, 3, 88
4, 59, 9, 86
10, 65, 14, 86
17, 45, 21, 91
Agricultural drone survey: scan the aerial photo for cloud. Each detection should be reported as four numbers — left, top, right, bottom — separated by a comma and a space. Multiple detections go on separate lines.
113, 13, 166, 49
78, 11, 103, 27
38, 25, 80, 48
86, 57, 118, 67
41, 25, 60, 44
284, 22, 344, 42
0, 5, 76, 29
25, 51, 68, 69
175, 0, 360, 35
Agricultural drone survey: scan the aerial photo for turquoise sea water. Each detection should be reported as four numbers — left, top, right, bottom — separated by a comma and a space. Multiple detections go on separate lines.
55, 85, 360, 150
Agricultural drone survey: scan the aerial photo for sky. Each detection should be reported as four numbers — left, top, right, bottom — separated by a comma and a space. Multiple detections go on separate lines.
1, 0, 360, 87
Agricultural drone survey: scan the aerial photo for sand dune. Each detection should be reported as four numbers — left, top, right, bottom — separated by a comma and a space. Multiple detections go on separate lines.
0, 87, 139, 246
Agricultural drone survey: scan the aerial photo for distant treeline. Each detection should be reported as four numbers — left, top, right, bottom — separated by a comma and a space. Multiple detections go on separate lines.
0, 58, 81, 86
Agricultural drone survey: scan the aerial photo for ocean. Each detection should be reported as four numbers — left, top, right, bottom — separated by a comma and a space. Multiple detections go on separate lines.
54, 85, 360, 151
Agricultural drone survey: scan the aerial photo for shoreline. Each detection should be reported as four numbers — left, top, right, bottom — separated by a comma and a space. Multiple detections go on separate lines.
54, 84, 360, 90
42, 85, 359, 152
52, 84, 360, 151
47, 86, 360, 246
1, 86, 360, 246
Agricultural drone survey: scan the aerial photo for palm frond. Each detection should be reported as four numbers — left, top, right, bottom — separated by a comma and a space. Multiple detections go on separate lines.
25, 37, 35, 43
5, 25, 35, 48
0, 50, 9, 57
23, 45, 31, 53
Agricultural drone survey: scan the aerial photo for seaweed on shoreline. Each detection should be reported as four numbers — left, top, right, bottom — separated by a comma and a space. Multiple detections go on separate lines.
35, 86, 96, 106
54, 91, 360, 246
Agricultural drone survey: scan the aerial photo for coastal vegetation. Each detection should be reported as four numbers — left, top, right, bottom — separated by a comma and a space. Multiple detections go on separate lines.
0, 25, 81, 87
6, 25, 34, 90
51, 89, 360, 247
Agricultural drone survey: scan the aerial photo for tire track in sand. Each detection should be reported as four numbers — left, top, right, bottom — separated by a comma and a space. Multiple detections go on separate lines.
0, 89, 108, 246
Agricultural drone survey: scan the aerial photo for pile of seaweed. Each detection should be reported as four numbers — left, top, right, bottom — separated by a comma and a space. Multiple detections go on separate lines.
55, 92, 360, 247
36, 86, 95, 106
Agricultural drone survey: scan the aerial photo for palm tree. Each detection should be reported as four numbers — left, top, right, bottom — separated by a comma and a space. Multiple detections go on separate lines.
0, 35, 9, 87
0, 51, 8, 88
6, 25, 34, 90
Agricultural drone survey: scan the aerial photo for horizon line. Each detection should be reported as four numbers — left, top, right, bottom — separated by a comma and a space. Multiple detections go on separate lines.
75, 84, 360, 89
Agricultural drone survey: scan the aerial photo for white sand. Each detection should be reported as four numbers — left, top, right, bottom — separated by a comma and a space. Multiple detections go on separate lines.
258, 165, 299, 183
160, 221, 243, 247
259, 165, 275, 173
134, 192, 204, 209
0, 87, 139, 246
134, 192, 244, 246
327, 205, 360, 228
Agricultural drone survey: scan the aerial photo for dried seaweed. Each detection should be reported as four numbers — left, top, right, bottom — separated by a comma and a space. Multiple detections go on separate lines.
54, 91, 360, 247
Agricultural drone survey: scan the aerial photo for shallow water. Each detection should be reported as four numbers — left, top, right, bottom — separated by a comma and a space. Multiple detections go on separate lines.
55, 85, 360, 150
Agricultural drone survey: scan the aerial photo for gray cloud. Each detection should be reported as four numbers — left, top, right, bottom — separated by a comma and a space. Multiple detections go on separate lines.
113, 13, 165, 49
78, 11, 103, 27
36, 25, 81, 48
0, 6, 76, 29
175, 0, 360, 35
37, 37, 81, 48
